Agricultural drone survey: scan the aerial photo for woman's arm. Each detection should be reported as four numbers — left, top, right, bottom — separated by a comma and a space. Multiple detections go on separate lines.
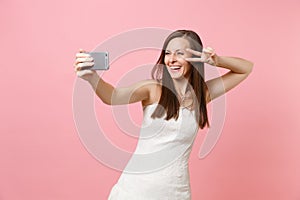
75, 49, 154, 105
205, 55, 254, 102
88, 74, 155, 105
185, 47, 254, 103
74, 49, 157, 105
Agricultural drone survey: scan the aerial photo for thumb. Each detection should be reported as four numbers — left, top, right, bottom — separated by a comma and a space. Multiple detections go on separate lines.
79, 48, 86, 53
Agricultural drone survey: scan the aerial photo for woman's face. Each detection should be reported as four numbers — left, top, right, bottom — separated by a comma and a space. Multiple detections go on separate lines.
164, 37, 192, 80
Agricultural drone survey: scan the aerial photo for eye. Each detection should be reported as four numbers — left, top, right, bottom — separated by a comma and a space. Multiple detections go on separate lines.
177, 52, 184, 55
165, 52, 170, 55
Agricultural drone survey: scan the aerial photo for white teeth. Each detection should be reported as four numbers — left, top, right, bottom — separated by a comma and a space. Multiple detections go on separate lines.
170, 66, 181, 70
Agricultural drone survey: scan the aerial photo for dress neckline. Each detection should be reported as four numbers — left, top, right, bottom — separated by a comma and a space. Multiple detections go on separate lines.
142, 102, 195, 112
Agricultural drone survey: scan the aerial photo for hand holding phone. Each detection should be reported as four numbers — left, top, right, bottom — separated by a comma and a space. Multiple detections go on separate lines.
74, 49, 108, 82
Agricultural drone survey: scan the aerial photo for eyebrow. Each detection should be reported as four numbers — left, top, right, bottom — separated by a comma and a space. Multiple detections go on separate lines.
165, 49, 184, 52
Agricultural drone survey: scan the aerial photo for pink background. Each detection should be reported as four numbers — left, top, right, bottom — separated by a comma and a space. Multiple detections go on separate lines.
1, 0, 300, 199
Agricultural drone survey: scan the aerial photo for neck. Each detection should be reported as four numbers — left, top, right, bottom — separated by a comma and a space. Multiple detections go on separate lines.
172, 77, 190, 96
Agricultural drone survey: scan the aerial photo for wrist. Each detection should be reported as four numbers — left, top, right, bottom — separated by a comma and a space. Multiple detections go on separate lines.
88, 72, 100, 89
214, 55, 221, 67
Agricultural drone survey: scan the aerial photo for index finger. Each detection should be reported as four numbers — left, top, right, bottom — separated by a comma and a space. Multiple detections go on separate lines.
186, 48, 202, 56
76, 52, 91, 58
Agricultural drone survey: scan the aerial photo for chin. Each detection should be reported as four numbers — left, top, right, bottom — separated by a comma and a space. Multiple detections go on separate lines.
171, 75, 186, 80
168, 71, 184, 79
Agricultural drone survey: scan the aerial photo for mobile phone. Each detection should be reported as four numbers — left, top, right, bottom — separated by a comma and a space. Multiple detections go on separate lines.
88, 52, 109, 70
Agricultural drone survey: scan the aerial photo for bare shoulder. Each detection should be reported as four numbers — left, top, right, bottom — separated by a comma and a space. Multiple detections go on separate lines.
139, 79, 160, 85
141, 79, 162, 107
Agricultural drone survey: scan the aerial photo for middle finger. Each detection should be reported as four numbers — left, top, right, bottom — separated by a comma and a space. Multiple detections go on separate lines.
76, 57, 94, 64
186, 48, 202, 56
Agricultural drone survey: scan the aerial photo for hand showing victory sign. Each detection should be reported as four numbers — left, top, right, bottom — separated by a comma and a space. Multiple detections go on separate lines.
185, 47, 219, 66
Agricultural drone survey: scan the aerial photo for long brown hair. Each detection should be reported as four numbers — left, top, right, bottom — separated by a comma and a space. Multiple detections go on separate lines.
151, 30, 210, 129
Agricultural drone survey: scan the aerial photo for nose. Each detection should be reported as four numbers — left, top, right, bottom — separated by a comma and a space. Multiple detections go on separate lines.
169, 53, 177, 63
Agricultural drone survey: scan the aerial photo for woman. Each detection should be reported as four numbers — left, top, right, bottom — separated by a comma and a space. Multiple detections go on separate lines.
74, 30, 253, 199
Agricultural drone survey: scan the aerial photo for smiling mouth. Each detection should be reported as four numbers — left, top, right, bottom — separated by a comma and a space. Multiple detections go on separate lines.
169, 66, 181, 71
